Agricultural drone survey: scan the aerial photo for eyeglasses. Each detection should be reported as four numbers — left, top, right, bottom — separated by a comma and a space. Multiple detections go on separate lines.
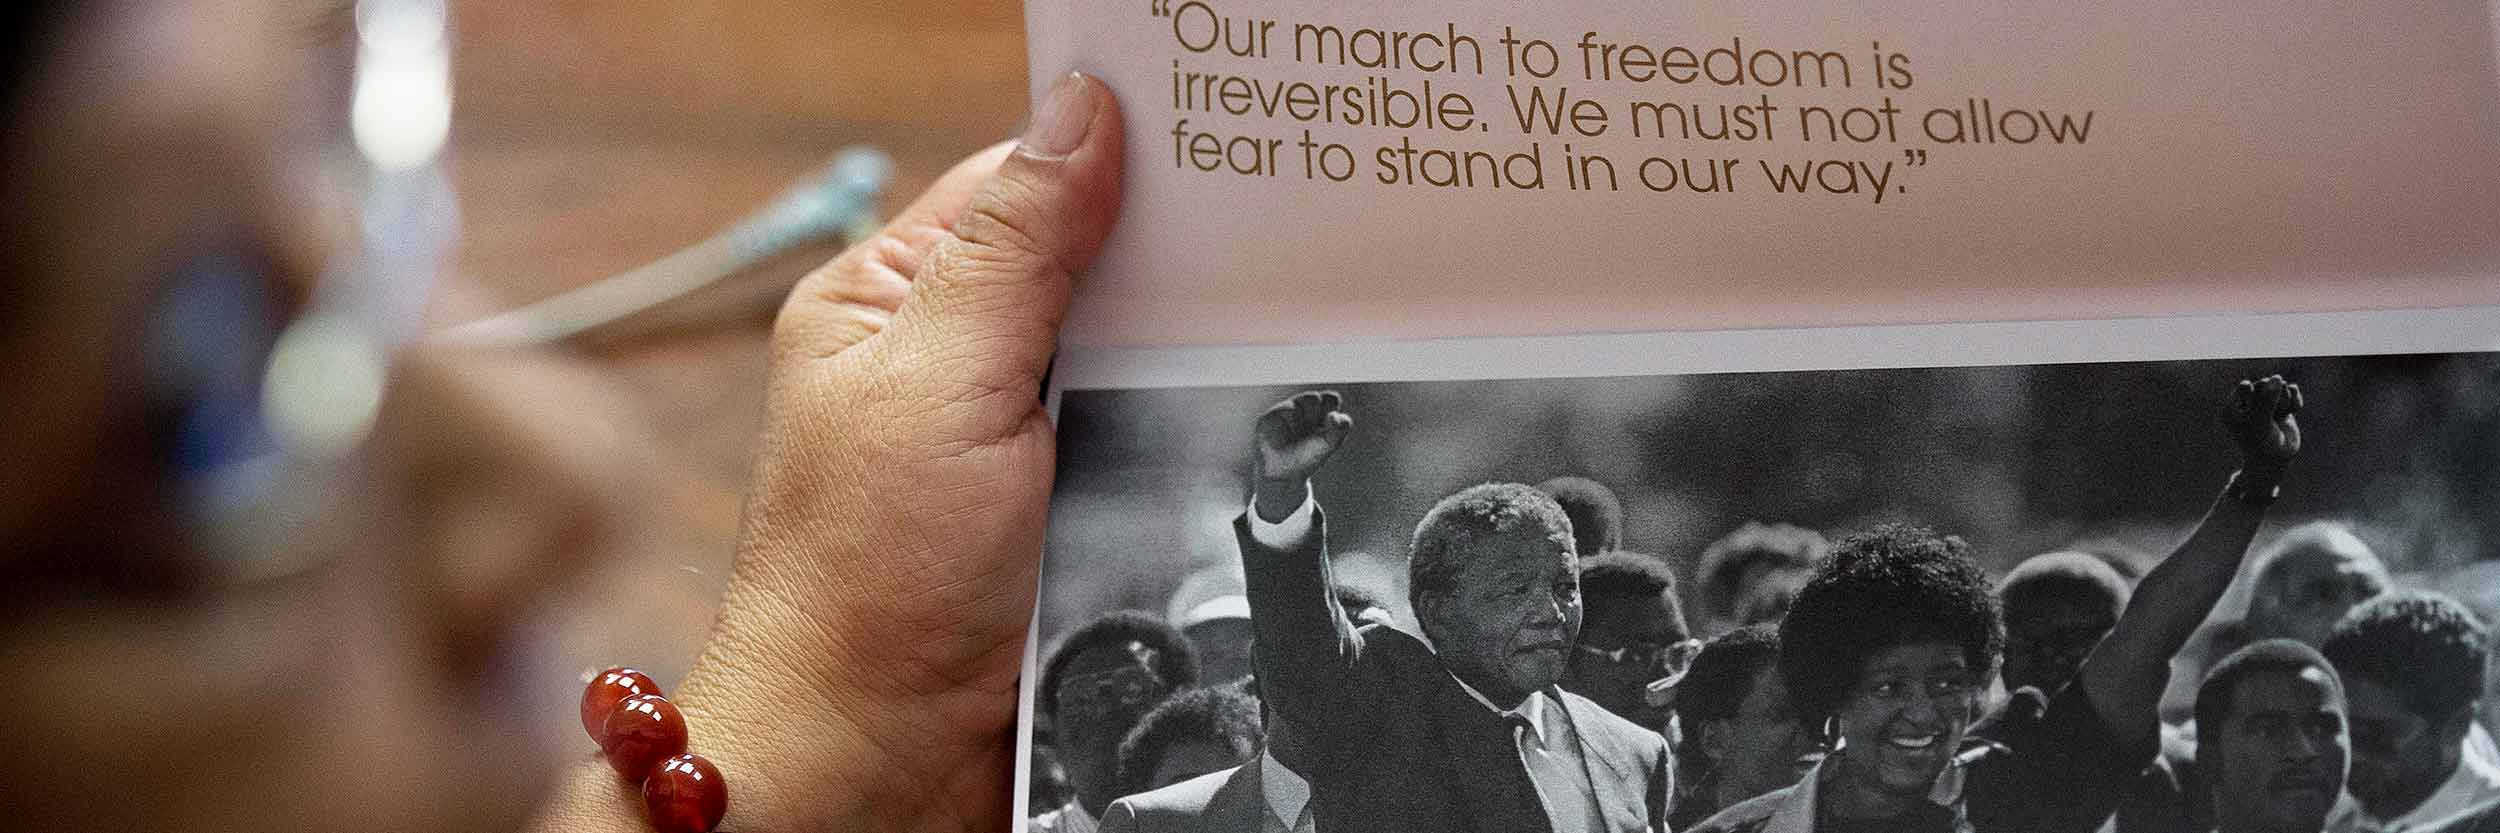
1577, 638, 1703, 679
1054, 665, 1170, 723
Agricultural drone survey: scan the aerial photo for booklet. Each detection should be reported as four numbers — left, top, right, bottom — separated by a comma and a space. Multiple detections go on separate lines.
1016, 3, 2500, 832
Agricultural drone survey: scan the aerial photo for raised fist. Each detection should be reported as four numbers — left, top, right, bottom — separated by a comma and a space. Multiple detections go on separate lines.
2224, 375, 2302, 478
1255, 390, 1352, 486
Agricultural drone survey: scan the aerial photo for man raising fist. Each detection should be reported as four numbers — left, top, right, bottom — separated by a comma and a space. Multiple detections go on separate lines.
1236, 391, 1673, 833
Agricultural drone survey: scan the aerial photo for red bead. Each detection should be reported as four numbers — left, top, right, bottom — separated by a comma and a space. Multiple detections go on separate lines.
581, 667, 660, 740
599, 693, 688, 779
643, 753, 728, 833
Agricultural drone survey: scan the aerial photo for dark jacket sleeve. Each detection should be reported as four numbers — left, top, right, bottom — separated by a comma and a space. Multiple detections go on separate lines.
1966, 682, 2159, 833
1235, 508, 1376, 755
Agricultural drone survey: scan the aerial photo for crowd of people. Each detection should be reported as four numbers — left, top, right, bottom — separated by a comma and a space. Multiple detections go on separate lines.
1030, 377, 2500, 833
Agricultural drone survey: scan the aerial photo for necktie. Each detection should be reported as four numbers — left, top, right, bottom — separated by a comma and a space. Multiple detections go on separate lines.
1510, 710, 1593, 833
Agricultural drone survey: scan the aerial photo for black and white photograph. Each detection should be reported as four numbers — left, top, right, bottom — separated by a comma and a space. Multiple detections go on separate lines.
1023, 343, 2500, 833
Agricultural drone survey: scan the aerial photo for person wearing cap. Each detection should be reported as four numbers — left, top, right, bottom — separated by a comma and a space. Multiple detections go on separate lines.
1173, 564, 1259, 685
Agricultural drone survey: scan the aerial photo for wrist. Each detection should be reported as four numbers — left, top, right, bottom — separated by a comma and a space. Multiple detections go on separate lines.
1253, 477, 1310, 522
544, 651, 827, 833
665, 619, 889, 832
527, 759, 664, 833
2226, 468, 2282, 506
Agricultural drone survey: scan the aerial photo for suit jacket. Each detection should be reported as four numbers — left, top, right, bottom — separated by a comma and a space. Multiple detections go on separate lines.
1236, 509, 1673, 833
1098, 764, 1269, 833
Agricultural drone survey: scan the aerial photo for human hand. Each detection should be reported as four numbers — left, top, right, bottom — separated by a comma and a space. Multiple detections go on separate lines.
2224, 374, 2302, 484
535, 73, 1123, 833
1252, 390, 1351, 522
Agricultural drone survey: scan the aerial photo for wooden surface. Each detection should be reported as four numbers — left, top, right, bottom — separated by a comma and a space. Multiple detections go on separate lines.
441, 1, 1031, 685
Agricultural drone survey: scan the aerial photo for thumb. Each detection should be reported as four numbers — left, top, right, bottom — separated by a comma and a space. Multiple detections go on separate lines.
879, 71, 1123, 411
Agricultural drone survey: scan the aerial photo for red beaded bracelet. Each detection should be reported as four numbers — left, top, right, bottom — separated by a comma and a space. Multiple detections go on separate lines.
581, 667, 728, 833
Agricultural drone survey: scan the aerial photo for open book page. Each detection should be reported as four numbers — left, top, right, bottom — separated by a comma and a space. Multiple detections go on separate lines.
1029, 1, 2500, 347
1017, 4, 2500, 833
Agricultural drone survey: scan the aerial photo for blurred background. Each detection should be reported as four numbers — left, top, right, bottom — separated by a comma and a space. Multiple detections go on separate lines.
439, 0, 1028, 687
1042, 352, 2500, 644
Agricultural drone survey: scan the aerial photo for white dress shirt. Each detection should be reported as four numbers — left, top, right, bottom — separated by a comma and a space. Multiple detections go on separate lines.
1261, 749, 1318, 833
1246, 490, 1318, 548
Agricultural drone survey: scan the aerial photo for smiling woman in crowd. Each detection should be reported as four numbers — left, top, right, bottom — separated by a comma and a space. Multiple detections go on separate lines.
1688, 376, 2303, 833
